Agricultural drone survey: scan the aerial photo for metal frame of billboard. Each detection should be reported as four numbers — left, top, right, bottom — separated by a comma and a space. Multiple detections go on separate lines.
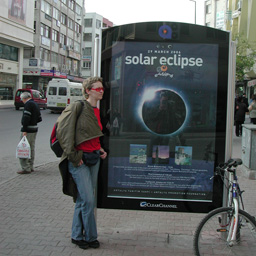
98, 22, 233, 213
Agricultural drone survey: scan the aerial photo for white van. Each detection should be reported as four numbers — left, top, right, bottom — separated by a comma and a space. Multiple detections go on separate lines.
46, 79, 83, 111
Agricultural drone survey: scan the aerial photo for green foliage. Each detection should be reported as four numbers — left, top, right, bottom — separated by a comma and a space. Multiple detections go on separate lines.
233, 34, 256, 82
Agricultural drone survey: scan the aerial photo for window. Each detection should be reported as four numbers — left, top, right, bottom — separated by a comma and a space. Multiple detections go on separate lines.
75, 4, 82, 15
74, 41, 80, 52
83, 33, 92, 41
53, 7, 59, 20
61, 13, 67, 25
0, 43, 18, 61
83, 61, 91, 69
68, 18, 74, 29
41, 24, 51, 38
40, 48, 50, 61
206, 4, 212, 14
61, 0, 67, 5
96, 19, 101, 29
59, 55, 66, 66
48, 87, 57, 95
41, 0, 52, 15
83, 47, 91, 55
59, 87, 67, 96
51, 52, 58, 63
52, 29, 59, 42
60, 34, 66, 45
84, 19, 92, 27
68, 0, 74, 10
67, 37, 74, 49
70, 88, 82, 96
24, 48, 35, 58
74, 23, 80, 33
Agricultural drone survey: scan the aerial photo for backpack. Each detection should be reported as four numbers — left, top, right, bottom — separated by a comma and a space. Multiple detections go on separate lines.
50, 101, 84, 157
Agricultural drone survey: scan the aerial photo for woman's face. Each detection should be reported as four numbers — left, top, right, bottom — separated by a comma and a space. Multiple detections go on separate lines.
87, 81, 104, 100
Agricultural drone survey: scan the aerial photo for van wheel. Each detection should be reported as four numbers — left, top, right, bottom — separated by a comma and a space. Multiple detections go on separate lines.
15, 106, 19, 110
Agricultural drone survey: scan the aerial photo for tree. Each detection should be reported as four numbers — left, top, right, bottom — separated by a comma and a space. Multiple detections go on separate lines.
233, 35, 256, 82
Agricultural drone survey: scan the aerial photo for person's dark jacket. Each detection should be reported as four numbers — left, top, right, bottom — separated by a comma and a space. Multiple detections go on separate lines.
21, 99, 42, 133
57, 100, 103, 201
234, 101, 248, 122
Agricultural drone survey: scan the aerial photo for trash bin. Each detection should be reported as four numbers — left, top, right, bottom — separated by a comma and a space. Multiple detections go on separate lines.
242, 124, 256, 170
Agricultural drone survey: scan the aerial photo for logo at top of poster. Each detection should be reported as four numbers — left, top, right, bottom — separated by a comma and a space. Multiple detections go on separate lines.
158, 25, 172, 39
141, 89, 187, 135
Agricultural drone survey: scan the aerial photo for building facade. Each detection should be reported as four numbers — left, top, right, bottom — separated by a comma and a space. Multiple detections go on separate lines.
81, 13, 113, 79
205, 0, 228, 30
228, 0, 256, 96
0, 0, 34, 102
22, 0, 84, 95
205, 0, 256, 96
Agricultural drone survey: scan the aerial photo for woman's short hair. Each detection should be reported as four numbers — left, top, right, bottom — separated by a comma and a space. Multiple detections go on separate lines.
20, 92, 31, 100
82, 76, 103, 99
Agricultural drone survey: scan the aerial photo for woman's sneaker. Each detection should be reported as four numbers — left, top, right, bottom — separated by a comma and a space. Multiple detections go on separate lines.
88, 240, 100, 248
71, 239, 89, 249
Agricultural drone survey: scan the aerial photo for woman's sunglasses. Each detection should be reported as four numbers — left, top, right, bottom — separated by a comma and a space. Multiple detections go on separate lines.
90, 87, 105, 92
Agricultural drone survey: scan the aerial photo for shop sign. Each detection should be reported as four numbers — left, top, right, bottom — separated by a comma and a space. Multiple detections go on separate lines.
248, 79, 256, 87
23, 69, 40, 76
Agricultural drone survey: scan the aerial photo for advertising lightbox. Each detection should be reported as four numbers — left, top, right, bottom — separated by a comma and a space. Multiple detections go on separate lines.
98, 22, 231, 213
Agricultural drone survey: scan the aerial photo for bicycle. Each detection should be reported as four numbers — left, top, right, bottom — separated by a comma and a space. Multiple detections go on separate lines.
193, 158, 256, 256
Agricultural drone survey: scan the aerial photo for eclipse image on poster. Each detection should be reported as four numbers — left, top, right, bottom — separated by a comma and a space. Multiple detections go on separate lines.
142, 89, 186, 134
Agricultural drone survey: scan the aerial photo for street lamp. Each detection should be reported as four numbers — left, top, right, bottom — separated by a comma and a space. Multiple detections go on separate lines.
189, 0, 197, 24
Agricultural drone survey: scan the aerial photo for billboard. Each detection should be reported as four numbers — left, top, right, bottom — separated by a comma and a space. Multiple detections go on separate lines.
99, 22, 230, 213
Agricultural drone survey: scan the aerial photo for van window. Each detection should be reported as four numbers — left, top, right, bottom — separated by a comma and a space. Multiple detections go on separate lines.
48, 87, 57, 95
59, 87, 67, 96
70, 88, 82, 96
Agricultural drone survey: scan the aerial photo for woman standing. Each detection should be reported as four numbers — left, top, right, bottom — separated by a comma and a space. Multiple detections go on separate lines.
57, 77, 107, 249
249, 94, 256, 124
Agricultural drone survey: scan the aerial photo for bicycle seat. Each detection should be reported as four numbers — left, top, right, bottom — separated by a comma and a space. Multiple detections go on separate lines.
227, 158, 242, 167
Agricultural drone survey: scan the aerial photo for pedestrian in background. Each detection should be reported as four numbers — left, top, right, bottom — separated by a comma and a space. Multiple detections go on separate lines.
57, 77, 107, 250
249, 94, 256, 124
234, 96, 248, 137
17, 92, 42, 174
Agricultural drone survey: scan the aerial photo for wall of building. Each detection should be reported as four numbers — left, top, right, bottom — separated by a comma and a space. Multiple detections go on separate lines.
0, 0, 35, 102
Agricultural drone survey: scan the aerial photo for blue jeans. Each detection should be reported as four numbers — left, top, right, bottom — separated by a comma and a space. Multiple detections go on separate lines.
68, 159, 100, 242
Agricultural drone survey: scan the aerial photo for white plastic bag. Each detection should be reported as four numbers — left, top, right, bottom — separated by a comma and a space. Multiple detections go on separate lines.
16, 136, 31, 159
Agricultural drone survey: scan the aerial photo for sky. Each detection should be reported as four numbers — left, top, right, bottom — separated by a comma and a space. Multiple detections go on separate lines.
84, 0, 206, 26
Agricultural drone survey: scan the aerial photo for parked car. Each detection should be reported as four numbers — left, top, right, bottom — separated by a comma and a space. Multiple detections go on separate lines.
14, 89, 47, 110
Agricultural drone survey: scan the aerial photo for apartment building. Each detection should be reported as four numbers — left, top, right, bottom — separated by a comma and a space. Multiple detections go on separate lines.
0, 0, 34, 102
81, 13, 113, 79
205, 0, 256, 95
205, 0, 228, 30
23, 0, 84, 94
228, 0, 256, 95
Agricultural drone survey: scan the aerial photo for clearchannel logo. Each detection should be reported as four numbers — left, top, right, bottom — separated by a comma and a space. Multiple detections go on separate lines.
140, 201, 177, 209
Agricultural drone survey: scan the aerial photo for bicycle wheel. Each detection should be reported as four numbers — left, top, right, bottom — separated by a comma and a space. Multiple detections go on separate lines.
194, 207, 256, 256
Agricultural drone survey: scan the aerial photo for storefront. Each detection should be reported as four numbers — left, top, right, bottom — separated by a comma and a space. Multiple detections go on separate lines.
0, 43, 19, 102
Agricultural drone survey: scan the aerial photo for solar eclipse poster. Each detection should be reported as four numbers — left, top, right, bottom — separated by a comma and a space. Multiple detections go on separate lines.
106, 41, 219, 203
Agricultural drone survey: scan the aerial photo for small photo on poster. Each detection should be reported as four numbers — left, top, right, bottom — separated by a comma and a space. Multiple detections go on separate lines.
175, 146, 192, 165
129, 144, 147, 164
152, 145, 169, 164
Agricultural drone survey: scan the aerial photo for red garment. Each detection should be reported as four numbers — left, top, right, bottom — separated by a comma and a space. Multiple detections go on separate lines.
76, 107, 102, 152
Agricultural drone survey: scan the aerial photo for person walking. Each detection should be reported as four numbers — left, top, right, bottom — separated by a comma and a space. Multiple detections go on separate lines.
248, 94, 256, 124
57, 77, 107, 250
17, 92, 42, 174
234, 96, 248, 136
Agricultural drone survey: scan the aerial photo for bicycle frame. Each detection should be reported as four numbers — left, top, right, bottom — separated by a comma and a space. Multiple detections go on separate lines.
224, 168, 240, 245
